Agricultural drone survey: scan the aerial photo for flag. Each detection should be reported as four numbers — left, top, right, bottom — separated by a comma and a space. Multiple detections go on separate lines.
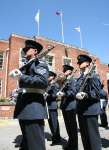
56, 11, 62, 16
74, 26, 83, 48
74, 26, 80, 32
56, 11, 61, 15
35, 9, 40, 36
35, 9, 40, 23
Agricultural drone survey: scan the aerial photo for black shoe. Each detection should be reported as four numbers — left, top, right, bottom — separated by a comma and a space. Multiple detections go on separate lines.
104, 126, 109, 129
64, 146, 74, 150
99, 124, 108, 128
47, 137, 52, 141
15, 144, 20, 148
15, 143, 23, 148
50, 139, 61, 146
64, 146, 70, 150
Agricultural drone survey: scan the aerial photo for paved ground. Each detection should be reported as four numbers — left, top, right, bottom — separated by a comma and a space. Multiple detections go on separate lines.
0, 111, 109, 150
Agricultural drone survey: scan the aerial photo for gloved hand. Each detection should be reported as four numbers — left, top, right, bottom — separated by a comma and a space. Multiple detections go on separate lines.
57, 91, 64, 96
84, 67, 89, 75
56, 91, 65, 99
76, 92, 88, 100
43, 92, 48, 99
9, 69, 22, 79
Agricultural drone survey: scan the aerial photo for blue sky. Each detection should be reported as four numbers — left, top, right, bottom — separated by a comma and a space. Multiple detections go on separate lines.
0, 0, 109, 64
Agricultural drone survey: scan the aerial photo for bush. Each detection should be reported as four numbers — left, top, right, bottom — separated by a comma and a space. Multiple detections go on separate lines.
0, 98, 13, 105
0, 98, 8, 102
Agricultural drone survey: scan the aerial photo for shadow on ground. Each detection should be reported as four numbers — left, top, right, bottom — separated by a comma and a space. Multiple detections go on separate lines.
13, 135, 22, 148
45, 131, 67, 148
13, 132, 68, 149
101, 138, 109, 148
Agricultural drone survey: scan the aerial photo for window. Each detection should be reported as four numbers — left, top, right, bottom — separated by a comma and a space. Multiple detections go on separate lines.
0, 52, 4, 69
19, 48, 27, 67
63, 57, 72, 65
45, 55, 53, 66
0, 80, 1, 96
107, 72, 109, 80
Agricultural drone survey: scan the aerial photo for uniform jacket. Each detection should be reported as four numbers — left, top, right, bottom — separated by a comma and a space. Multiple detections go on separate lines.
60, 77, 77, 110
76, 74, 102, 115
46, 82, 59, 110
100, 89, 108, 110
100, 89, 108, 100
14, 58, 49, 120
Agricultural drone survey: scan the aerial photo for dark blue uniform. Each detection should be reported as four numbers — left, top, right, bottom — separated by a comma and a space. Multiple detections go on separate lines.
100, 88, 108, 128
14, 59, 49, 150
60, 77, 78, 150
76, 74, 102, 150
46, 82, 61, 144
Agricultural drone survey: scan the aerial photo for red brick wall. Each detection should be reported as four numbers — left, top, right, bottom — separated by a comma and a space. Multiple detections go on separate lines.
37, 37, 109, 92
0, 40, 9, 97
0, 105, 15, 119
0, 34, 109, 98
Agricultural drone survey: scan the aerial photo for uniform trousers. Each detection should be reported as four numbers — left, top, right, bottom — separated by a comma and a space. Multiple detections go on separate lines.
62, 109, 78, 150
48, 109, 60, 141
100, 111, 108, 127
19, 119, 45, 150
78, 114, 102, 150
107, 80, 109, 94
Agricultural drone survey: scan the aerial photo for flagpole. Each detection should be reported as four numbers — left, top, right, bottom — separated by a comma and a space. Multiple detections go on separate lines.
60, 10, 64, 43
37, 9, 40, 36
79, 27, 83, 48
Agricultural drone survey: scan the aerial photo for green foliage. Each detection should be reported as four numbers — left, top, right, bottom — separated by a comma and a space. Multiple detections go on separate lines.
0, 98, 8, 102
0, 98, 12, 105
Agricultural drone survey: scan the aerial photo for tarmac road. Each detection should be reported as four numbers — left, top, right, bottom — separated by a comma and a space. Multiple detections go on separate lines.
0, 113, 109, 150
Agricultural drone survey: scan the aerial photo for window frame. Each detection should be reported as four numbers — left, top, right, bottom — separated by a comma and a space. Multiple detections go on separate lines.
0, 51, 4, 70
19, 48, 26, 68
62, 56, 72, 65
44, 54, 55, 70
0, 79, 2, 96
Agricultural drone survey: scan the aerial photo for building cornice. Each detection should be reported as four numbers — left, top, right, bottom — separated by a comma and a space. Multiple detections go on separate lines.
36, 36, 88, 51
1, 33, 107, 66
0, 40, 9, 43
35, 36, 101, 62
10, 33, 33, 40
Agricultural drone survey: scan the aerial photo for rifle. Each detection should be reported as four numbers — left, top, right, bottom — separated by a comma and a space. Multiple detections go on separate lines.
78, 59, 101, 98
60, 69, 77, 92
57, 69, 77, 100
20, 45, 55, 71
9, 45, 55, 78
78, 60, 96, 92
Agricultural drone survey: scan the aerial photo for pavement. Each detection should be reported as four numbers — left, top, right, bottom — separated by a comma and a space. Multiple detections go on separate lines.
0, 111, 109, 150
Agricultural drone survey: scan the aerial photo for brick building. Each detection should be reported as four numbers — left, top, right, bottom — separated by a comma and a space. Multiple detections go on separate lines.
0, 33, 109, 98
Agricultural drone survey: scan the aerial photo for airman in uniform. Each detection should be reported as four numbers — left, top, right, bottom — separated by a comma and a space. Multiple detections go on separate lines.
57, 65, 78, 150
76, 54, 102, 150
11, 40, 49, 150
46, 71, 61, 145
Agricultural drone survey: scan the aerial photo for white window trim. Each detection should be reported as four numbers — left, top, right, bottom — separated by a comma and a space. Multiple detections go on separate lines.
19, 48, 22, 68
62, 56, 72, 65
19, 48, 26, 68
0, 79, 2, 97
0, 51, 4, 70
45, 53, 55, 71
107, 72, 109, 80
